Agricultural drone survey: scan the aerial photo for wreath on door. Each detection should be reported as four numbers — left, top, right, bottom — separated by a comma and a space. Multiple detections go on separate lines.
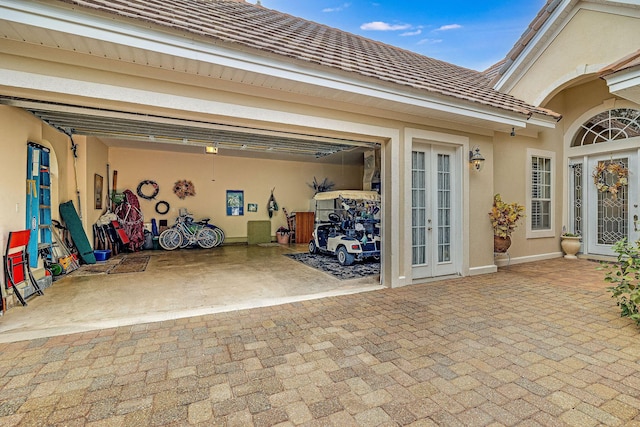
592, 161, 628, 199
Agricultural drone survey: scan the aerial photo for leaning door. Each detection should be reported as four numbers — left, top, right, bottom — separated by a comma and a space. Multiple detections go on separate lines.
586, 152, 639, 256
412, 144, 459, 279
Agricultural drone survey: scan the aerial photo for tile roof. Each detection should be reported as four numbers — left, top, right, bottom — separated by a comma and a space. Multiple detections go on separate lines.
489, 0, 561, 85
57, 0, 561, 121
599, 49, 640, 76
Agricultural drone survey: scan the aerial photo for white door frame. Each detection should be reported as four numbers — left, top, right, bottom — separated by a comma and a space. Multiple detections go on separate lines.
568, 148, 639, 256
586, 151, 639, 255
411, 141, 462, 279
564, 104, 640, 257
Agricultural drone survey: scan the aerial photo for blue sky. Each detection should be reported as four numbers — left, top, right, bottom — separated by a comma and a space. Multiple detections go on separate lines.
257, 1, 547, 71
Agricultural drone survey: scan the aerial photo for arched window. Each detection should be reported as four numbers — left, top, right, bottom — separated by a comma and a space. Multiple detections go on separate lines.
571, 108, 640, 147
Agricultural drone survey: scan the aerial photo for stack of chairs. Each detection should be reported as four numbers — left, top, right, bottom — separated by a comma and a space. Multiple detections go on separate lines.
3, 230, 43, 307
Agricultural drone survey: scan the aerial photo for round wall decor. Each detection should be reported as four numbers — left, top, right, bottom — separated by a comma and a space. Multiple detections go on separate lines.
173, 180, 196, 199
136, 180, 159, 200
155, 200, 170, 215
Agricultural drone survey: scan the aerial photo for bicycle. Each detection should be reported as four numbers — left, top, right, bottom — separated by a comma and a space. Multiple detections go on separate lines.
196, 218, 225, 247
159, 213, 219, 250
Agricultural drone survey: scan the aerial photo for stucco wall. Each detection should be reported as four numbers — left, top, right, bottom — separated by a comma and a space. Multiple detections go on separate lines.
508, 8, 640, 105
467, 137, 495, 271
0, 106, 74, 291
107, 147, 364, 241
492, 125, 565, 260
0, 106, 74, 233
84, 137, 109, 230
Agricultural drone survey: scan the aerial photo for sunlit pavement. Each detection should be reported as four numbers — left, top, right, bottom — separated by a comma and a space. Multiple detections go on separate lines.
1, 257, 639, 426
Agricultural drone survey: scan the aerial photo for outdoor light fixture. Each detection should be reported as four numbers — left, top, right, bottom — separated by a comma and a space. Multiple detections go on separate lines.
205, 144, 218, 154
510, 127, 516, 137
469, 145, 485, 172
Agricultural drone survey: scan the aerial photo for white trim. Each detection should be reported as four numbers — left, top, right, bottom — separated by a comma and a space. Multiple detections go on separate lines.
493, 0, 574, 93
0, 69, 398, 139
469, 265, 498, 275
0, 0, 540, 128
531, 64, 607, 107
606, 68, 640, 92
526, 148, 556, 239
563, 100, 640, 247
494, 252, 563, 267
404, 128, 469, 281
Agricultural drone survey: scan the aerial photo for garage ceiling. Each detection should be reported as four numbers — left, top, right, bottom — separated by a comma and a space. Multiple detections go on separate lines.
0, 97, 378, 162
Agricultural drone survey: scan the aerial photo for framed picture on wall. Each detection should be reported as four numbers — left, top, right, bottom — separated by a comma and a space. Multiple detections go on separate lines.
94, 174, 103, 210
226, 190, 244, 216
248, 203, 258, 212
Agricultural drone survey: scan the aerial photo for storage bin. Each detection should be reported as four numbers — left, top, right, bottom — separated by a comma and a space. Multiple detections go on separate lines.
94, 249, 111, 261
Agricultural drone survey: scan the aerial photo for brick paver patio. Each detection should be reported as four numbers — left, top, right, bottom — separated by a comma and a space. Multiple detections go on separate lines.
0, 258, 639, 426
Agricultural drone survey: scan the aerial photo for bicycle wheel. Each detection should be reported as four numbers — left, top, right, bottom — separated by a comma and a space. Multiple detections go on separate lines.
196, 227, 217, 249
211, 226, 225, 247
159, 228, 182, 250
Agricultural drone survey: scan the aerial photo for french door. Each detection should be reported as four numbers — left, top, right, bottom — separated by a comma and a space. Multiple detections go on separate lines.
581, 151, 639, 256
411, 144, 460, 279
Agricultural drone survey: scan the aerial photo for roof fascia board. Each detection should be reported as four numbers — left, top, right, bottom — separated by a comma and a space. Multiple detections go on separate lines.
602, 67, 640, 103
493, 0, 575, 93
2, 0, 536, 129
604, 67, 640, 91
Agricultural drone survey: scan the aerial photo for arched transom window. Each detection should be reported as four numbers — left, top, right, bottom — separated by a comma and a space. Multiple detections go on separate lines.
572, 108, 640, 147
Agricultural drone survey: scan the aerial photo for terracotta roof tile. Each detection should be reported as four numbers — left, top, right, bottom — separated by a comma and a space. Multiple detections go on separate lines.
56, 0, 561, 120
599, 49, 640, 76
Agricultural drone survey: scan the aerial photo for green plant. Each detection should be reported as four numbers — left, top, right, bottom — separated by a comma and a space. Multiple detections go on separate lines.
488, 194, 525, 238
603, 239, 640, 326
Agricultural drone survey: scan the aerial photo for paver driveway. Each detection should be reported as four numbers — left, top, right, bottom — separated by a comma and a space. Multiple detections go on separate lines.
0, 258, 638, 426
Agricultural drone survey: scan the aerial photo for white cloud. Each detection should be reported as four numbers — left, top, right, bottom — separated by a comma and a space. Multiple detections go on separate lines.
322, 3, 351, 12
434, 24, 462, 32
417, 38, 443, 45
360, 21, 412, 31
400, 29, 422, 37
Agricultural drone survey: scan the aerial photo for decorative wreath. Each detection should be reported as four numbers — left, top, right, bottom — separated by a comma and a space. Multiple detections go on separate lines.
173, 179, 196, 199
592, 161, 628, 199
136, 179, 159, 200
155, 200, 170, 215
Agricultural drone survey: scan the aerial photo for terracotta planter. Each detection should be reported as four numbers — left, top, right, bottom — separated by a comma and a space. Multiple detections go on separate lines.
494, 235, 511, 253
276, 232, 290, 244
561, 236, 581, 259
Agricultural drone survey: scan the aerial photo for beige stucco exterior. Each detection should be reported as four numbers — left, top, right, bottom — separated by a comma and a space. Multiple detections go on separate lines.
502, 5, 640, 106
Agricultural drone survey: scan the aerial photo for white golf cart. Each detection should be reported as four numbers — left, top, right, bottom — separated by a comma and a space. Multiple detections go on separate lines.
309, 190, 381, 266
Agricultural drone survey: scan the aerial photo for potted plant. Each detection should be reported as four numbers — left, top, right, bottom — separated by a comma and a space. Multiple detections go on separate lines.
276, 226, 290, 244
560, 229, 581, 259
488, 194, 525, 253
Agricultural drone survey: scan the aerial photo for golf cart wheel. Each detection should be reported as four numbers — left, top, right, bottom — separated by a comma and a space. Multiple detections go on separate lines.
309, 240, 318, 254
337, 246, 355, 266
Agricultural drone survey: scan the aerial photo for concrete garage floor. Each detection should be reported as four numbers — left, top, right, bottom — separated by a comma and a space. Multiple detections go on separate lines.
0, 244, 383, 343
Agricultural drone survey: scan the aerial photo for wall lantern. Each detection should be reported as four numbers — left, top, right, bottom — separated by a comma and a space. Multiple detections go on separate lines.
469, 145, 485, 172
205, 144, 218, 154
